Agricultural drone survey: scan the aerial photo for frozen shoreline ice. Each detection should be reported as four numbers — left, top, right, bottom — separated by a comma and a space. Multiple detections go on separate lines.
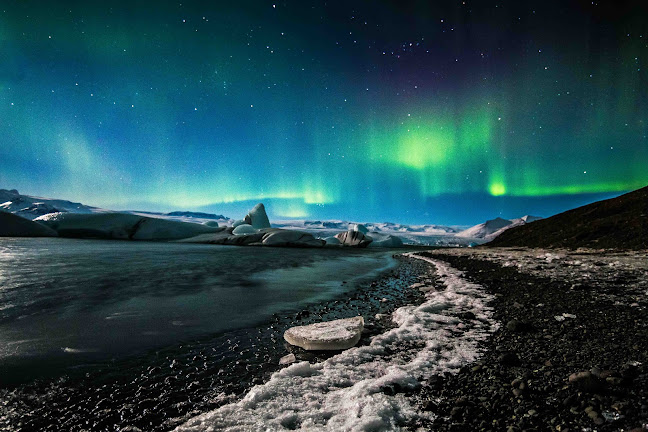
174, 253, 496, 431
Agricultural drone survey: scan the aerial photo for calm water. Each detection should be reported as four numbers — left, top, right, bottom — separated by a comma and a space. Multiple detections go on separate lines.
0, 238, 398, 384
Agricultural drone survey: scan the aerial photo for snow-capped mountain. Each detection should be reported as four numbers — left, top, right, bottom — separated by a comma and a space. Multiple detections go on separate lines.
456, 215, 543, 240
0, 189, 232, 225
0, 189, 101, 219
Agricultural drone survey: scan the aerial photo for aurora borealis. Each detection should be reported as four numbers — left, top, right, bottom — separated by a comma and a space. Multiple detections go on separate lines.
1, 1, 646, 224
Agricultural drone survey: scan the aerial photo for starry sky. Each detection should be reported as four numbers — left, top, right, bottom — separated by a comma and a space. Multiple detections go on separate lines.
1, 0, 647, 225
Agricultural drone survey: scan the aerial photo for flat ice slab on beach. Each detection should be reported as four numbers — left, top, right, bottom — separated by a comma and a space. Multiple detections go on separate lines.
284, 316, 364, 351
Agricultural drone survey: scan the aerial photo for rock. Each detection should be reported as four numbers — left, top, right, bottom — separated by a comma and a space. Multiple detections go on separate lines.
498, 352, 520, 366
0, 212, 58, 237
335, 230, 372, 247
232, 224, 258, 235
284, 316, 364, 350
568, 371, 605, 392
506, 319, 520, 331
244, 203, 271, 229
279, 353, 296, 365
460, 311, 477, 320
261, 229, 325, 247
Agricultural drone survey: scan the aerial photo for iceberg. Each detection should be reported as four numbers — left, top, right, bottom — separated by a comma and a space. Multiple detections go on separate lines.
35, 212, 222, 240
232, 224, 258, 235
284, 316, 364, 351
261, 229, 325, 247
244, 203, 271, 229
334, 229, 372, 247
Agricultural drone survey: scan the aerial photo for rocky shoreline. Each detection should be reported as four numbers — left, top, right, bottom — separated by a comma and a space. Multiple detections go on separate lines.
414, 248, 648, 432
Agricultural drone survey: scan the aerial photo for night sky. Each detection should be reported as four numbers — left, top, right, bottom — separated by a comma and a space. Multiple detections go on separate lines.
1, 1, 647, 224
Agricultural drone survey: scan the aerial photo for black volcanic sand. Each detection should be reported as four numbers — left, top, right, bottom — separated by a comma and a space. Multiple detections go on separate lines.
0, 254, 430, 432
414, 251, 648, 432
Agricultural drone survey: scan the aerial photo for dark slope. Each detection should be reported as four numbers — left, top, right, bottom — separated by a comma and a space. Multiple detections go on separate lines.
0, 211, 58, 237
487, 186, 648, 249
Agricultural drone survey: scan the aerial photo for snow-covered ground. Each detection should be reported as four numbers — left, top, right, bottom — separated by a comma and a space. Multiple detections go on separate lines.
174, 254, 496, 432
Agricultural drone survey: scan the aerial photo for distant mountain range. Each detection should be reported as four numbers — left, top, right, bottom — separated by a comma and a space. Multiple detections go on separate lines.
0, 188, 99, 218
0, 189, 230, 224
487, 186, 648, 250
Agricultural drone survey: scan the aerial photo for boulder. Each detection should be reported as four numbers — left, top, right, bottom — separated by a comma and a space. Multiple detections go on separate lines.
244, 203, 271, 229
284, 316, 364, 351
335, 230, 372, 247
0, 212, 58, 237
232, 219, 246, 228
232, 224, 258, 235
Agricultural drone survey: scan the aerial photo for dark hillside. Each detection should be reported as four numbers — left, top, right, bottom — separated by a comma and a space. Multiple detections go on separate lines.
487, 186, 648, 249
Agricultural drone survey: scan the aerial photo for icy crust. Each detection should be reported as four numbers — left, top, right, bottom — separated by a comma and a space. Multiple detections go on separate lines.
174, 254, 496, 432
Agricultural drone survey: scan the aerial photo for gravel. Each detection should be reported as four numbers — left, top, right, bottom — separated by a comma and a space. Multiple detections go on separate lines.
413, 248, 648, 432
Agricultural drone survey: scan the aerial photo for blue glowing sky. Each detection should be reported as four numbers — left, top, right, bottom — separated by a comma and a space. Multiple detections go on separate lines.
1, 1, 646, 224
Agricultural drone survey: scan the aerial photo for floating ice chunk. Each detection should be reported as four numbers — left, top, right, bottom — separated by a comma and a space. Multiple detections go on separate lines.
232, 219, 246, 228
284, 316, 364, 350
279, 353, 296, 365
232, 224, 258, 235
